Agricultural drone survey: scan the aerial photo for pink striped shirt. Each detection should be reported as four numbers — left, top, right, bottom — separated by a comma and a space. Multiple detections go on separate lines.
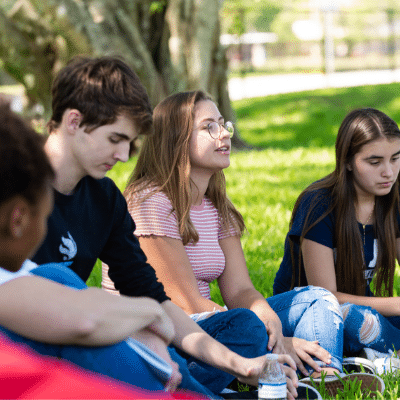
128, 189, 236, 299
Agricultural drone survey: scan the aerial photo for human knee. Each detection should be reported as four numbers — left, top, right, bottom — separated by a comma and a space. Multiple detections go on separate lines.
222, 308, 268, 342
226, 308, 267, 334
299, 285, 336, 302
341, 304, 381, 345
341, 303, 352, 320
359, 311, 381, 345
341, 303, 369, 322
318, 290, 343, 329
302, 286, 342, 315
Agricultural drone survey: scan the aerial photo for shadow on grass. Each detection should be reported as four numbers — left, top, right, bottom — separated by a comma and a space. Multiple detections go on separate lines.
234, 83, 400, 150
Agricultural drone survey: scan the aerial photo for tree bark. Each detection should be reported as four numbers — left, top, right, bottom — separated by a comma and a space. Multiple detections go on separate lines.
0, 0, 249, 148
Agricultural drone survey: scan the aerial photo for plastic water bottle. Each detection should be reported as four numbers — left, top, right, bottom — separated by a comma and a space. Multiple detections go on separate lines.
258, 354, 287, 400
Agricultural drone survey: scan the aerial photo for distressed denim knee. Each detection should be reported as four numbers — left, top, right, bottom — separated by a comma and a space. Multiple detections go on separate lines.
293, 285, 332, 299
341, 303, 400, 354
268, 286, 343, 374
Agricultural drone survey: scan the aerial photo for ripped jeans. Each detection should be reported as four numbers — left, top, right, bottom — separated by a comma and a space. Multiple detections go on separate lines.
266, 286, 343, 373
341, 303, 400, 355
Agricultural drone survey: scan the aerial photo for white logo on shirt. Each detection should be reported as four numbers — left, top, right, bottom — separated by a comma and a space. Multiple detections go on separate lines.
364, 239, 378, 281
59, 232, 77, 261
335, 240, 377, 282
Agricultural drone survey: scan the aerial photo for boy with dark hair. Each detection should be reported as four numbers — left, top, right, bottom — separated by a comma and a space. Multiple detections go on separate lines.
47, 56, 153, 151
34, 55, 163, 297
30, 56, 298, 398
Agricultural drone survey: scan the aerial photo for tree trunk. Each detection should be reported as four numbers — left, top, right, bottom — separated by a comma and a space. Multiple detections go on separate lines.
0, 0, 249, 148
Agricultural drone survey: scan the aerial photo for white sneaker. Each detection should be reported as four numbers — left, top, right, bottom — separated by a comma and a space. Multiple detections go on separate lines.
374, 357, 400, 374
359, 348, 394, 362
342, 357, 375, 374
359, 348, 400, 374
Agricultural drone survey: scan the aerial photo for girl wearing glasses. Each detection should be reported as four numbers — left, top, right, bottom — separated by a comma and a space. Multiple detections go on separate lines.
111, 91, 378, 396
273, 108, 400, 362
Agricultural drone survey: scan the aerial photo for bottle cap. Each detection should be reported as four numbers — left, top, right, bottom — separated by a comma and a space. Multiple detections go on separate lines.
265, 354, 279, 361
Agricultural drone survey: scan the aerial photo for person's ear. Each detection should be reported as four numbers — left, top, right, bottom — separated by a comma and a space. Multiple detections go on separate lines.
346, 163, 352, 171
65, 109, 83, 134
10, 199, 30, 239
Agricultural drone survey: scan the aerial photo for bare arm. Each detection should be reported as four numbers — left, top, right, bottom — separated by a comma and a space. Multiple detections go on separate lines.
139, 234, 282, 337
0, 275, 175, 345
218, 236, 284, 351
139, 235, 301, 385
138, 235, 226, 314
302, 238, 400, 316
219, 236, 331, 375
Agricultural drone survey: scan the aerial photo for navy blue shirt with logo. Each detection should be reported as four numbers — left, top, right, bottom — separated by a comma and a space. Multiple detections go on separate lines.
273, 188, 399, 297
32, 176, 168, 303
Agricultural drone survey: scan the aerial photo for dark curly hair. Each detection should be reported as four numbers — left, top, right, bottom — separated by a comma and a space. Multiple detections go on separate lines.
0, 102, 54, 205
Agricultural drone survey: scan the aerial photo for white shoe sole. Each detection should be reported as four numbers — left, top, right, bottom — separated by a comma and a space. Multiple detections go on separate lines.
342, 357, 376, 374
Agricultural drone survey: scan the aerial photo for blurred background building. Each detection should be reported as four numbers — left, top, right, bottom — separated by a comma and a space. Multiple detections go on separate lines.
220, 0, 400, 76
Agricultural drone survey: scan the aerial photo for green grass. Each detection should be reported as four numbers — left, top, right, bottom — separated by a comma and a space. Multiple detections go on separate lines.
87, 82, 400, 398
234, 83, 400, 149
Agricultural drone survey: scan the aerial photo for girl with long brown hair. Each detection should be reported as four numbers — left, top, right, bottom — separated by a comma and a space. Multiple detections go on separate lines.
115, 91, 382, 397
274, 108, 400, 362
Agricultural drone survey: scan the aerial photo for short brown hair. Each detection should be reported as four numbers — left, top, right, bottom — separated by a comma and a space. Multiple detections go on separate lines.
0, 103, 54, 205
48, 56, 153, 153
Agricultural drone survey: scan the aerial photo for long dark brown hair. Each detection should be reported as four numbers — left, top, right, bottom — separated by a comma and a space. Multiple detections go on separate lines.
125, 90, 245, 245
290, 108, 400, 296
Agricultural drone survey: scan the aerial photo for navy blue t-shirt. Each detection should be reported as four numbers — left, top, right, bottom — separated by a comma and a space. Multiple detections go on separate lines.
273, 188, 397, 297
32, 176, 169, 303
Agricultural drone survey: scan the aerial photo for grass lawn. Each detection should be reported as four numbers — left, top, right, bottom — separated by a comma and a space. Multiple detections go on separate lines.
89, 82, 400, 399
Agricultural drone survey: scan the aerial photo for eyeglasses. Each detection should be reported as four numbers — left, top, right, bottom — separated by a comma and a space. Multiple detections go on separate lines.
204, 121, 235, 139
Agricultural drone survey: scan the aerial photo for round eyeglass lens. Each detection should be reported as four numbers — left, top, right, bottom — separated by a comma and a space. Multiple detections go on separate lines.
225, 121, 234, 137
208, 122, 220, 139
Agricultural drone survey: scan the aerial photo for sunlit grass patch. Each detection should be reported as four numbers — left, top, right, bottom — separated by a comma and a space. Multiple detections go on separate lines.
234, 83, 400, 150
216, 147, 336, 299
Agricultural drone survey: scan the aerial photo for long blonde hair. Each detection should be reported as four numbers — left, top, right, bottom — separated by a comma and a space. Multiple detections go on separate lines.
125, 90, 245, 245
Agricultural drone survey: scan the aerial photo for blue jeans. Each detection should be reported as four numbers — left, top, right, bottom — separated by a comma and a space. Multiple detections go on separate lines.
177, 308, 268, 394
177, 286, 344, 394
341, 302, 400, 355
267, 286, 343, 372
0, 263, 216, 398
